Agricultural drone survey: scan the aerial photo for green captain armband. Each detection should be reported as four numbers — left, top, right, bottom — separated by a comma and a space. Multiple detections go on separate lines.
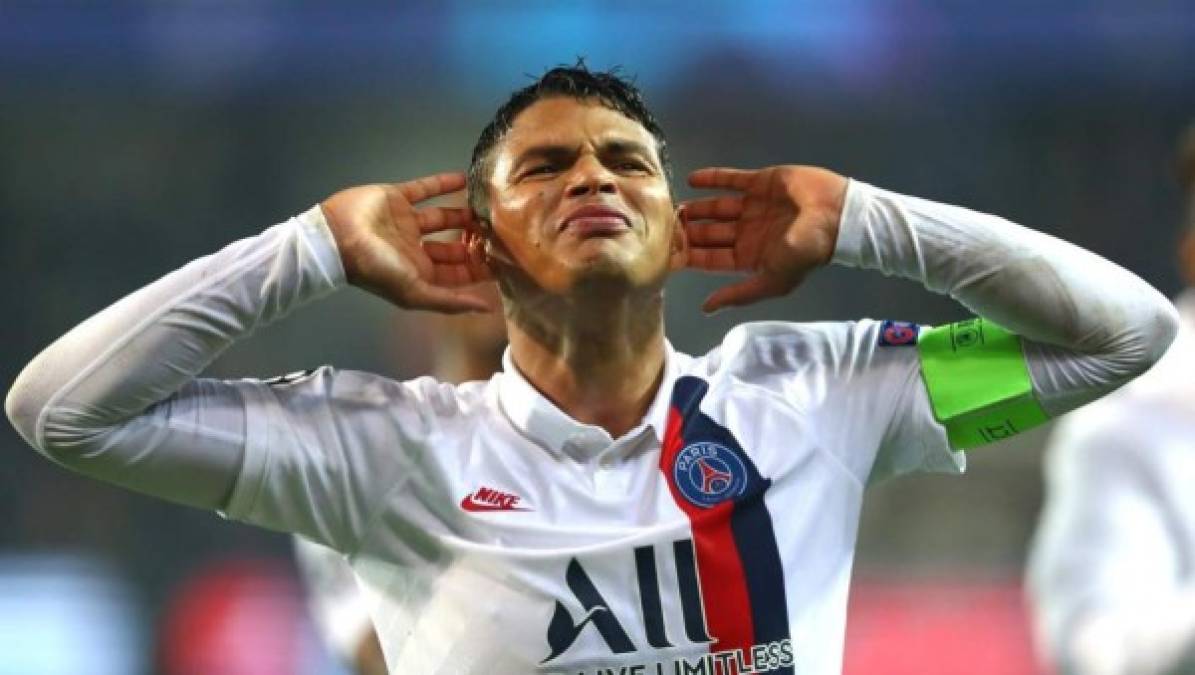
916, 318, 1048, 450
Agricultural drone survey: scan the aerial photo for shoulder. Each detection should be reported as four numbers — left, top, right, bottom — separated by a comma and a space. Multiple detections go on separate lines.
248, 365, 494, 419
694, 319, 916, 379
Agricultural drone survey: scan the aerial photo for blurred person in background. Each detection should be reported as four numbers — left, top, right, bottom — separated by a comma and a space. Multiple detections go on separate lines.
1027, 126, 1195, 675
4, 65, 1180, 674
294, 291, 505, 675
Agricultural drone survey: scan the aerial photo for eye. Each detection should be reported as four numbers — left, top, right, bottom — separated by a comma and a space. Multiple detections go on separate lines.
522, 164, 557, 178
614, 159, 651, 173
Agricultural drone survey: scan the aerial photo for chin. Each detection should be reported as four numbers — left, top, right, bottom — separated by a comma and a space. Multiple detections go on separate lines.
568, 256, 669, 298
570, 260, 636, 294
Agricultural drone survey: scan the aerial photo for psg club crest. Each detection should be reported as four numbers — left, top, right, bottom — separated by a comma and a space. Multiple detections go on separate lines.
878, 320, 920, 347
672, 441, 749, 508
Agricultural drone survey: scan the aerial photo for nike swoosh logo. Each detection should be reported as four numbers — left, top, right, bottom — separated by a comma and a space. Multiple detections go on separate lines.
460, 494, 532, 512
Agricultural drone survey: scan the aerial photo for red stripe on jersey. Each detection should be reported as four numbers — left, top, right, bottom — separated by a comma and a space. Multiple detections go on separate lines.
660, 406, 756, 656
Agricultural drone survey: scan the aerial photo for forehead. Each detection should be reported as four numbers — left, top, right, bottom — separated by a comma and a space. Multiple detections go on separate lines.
498, 97, 658, 159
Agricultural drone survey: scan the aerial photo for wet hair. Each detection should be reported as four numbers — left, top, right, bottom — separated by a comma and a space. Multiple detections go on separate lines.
466, 62, 671, 220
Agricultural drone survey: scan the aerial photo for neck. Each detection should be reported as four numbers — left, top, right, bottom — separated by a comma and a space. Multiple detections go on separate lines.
505, 288, 667, 439
433, 341, 507, 384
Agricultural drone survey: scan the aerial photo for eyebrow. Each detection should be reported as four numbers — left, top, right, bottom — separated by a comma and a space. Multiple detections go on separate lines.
512, 138, 658, 172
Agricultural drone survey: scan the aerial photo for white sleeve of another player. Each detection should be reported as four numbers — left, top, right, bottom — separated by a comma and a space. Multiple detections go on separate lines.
1027, 409, 1195, 675
294, 536, 375, 664
4, 207, 392, 551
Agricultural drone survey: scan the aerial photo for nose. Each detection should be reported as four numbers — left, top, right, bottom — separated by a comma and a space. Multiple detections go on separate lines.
565, 155, 617, 199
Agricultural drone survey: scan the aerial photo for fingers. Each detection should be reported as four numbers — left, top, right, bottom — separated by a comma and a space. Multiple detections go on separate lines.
433, 263, 490, 287
686, 247, 738, 272
685, 222, 737, 247
403, 280, 496, 315
424, 239, 494, 283
396, 172, 467, 205
701, 275, 787, 314
682, 195, 744, 222
424, 240, 468, 264
418, 206, 477, 234
688, 167, 759, 192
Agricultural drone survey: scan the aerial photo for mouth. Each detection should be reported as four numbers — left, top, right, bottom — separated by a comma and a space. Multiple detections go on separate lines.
558, 204, 631, 238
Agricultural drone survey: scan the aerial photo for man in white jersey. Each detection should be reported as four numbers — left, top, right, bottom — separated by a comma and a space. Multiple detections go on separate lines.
294, 296, 506, 675
1027, 126, 1195, 675
4, 66, 1181, 674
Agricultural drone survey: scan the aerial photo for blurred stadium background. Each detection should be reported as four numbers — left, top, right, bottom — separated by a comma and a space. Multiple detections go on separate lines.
2, 1, 1194, 673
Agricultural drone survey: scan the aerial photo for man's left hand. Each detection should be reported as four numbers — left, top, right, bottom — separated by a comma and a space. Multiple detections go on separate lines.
682, 165, 848, 313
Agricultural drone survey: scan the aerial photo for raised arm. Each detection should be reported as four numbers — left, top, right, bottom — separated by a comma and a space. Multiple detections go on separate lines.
4, 173, 490, 516
682, 166, 1178, 440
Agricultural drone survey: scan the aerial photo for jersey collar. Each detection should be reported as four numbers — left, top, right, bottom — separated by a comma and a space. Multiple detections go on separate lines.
497, 341, 679, 462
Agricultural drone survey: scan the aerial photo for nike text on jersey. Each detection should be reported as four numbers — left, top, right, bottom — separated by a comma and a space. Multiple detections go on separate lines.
460, 486, 532, 512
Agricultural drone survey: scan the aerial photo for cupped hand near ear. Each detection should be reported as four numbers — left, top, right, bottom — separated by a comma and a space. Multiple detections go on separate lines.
320, 172, 495, 314
681, 165, 848, 314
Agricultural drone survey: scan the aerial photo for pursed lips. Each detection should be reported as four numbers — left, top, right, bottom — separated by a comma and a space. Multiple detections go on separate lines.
558, 204, 631, 237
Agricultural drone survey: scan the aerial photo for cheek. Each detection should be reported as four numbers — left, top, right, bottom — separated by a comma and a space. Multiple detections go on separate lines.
493, 189, 556, 260
640, 180, 673, 213
524, 191, 552, 251
642, 190, 676, 241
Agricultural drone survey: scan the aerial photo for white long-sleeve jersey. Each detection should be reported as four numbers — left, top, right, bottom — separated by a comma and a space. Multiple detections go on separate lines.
5, 180, 1178, 674
293, 534, 377, 665
1028, 292, 1195, 675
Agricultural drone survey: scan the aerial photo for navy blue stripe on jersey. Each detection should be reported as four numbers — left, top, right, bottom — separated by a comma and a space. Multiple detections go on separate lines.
666, 376, 792, 665
730, 491, 792, 668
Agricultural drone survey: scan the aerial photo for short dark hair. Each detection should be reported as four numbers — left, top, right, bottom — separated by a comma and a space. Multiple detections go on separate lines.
467, 63, 671, 220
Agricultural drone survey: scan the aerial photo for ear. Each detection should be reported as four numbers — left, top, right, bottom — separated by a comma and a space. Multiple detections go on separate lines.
668, 205, 690, 271
462, 218, 497, 281
466, 217, 517, 271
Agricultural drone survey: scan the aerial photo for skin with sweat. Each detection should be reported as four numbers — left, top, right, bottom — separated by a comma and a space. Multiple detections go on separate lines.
483, 97, 686, 438
319, 96, 848, 440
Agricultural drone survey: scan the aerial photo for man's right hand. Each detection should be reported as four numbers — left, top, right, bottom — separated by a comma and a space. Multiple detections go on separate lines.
320, 172, 495, 314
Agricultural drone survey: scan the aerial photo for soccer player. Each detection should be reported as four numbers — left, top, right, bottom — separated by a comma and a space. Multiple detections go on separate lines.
4, 66, 1180, 674
294, 297, 506, 675
1027, 125, 1195, 675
